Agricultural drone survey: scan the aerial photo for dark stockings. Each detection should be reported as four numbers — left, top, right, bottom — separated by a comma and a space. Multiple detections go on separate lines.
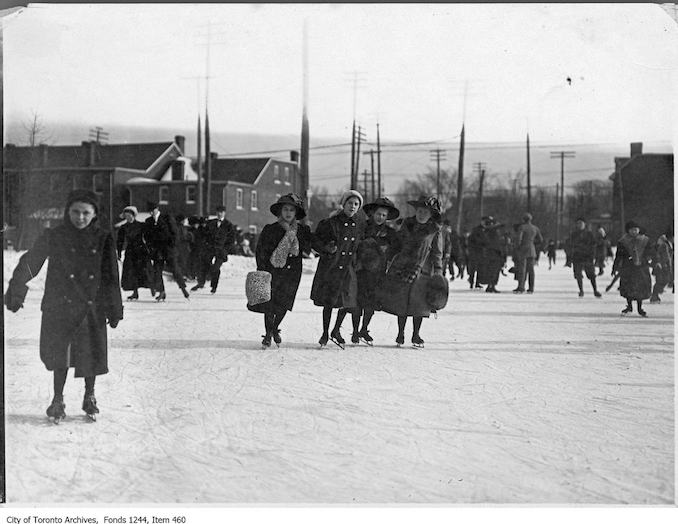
413, 316, 423, 337
351, 308, 362, 333
397, 316, 407, 337
333, 308, 349, 333
322, 307, 333, 336
360, 308, 375, 332
52, 369, 96, 399
265, 310, 288, 334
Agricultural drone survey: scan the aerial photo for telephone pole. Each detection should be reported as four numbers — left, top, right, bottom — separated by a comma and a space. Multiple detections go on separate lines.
550, 150, 575, 248
351, 125, 366, 190
345, 71, 366, 191
473, 162, 487, 220
430, 148, 447, 201
376, 122, 382, 197
526, 133, 532, 213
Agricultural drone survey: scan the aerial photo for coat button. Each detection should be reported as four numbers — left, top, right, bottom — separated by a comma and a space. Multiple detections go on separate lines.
71, 248, 76, 252
344, 223, 348, 226
351, 237, 355, 241
69, 274, 75, 279
87, 300, 93, 305
342, 251, 346, 255
286, 265, 291, 269
91, 249, 97, 254
344, 237, 348, 240
339, 265, 343, 269
349, 252, 353, 255
89, 274, 94, 279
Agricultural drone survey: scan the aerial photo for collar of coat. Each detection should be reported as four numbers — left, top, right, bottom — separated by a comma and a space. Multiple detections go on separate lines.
403, 216, 441, 235
619, 233, 649, 257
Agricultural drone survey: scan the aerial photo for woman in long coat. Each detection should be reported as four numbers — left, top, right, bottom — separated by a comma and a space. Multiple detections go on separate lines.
351, 196, 400, 345
377, 195, 444, 348
477, 217, 506, 293
4, 189, 123, 422
117, 205, 153, 300
249, 193, 312, 348
613, 221, 656, 317
310, 190, 365, 347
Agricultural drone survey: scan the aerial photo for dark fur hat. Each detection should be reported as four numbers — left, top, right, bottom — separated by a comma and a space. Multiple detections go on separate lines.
65, 189, 99, 214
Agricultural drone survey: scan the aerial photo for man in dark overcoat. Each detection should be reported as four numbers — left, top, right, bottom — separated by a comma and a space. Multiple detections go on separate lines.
192, 205, 236, 293
566, 217, 602, 298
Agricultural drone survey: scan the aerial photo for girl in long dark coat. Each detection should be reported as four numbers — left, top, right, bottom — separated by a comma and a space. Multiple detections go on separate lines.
117, 205, 154, 300
249, 194, 312, 348
351, 197, 400, 345
477, 217, 505, 293
310, 190, 365, 348
4, 189, 124, 422
613, 221, 656, 317
377, 196, 444, 348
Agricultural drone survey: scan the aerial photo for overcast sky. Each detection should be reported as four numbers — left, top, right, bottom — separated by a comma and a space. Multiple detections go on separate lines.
3, 3, 677, 146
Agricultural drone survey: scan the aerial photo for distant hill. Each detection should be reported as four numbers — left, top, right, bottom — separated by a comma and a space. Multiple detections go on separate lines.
4, 120, 672, 197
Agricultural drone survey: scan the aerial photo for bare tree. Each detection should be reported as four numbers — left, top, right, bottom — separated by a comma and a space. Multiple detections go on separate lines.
22, 111, 53, 147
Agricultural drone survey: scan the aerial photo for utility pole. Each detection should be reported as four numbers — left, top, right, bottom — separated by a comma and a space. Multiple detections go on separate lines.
352, 125, 365, 190
376, 122, 382, 197
550, 150, 575, 248
362, 169, 370, 200
300, 18, 310, 207
455, 124, 466, 234
473, 162, 487, 220
88, 126, 109, 145
555, 183, 560, 248
526, 133, 531, 213
430, 148, 447, 201
197, 115, 203, 216
345, 71, 366, 191
362, 149, 375, 201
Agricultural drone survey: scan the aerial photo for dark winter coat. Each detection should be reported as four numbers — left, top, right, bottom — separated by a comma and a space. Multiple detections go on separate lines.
310, 211, 366, 308
5, 220, 123, 376
356, 220, 400, 309
144, 213, 179, 261
249, 221, 312, 313
566, 229, 595, 264
117, 220, 153, 291
377, 216, 444, 317
477, 225, 506, 286
204, 218, 236, 260
613, 233, 655, 300
594, 231, 610, 261
467, 224, 487, 265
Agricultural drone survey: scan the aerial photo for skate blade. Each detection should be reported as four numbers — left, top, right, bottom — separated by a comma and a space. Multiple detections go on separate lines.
411, 344, 424, 350
361, 340, 374, 346
330, 338, 345, 350
50, 416, 65, 425
86, 413, 97, 422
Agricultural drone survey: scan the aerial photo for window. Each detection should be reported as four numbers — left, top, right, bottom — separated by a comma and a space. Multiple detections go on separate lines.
250, 190, 258, 210
284, 167, 291, 185
249, 225, 258, 235
159, 185, 169, 205
92, 173, 105, 194
186, 185, 196, 204
236, 188, 243, 209
273, 165, 281, 184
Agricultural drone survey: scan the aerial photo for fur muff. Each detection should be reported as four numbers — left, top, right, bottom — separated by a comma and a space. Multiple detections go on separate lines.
357, 238, 382, 272
426, 273, 449, 311
246, 270, 272, 307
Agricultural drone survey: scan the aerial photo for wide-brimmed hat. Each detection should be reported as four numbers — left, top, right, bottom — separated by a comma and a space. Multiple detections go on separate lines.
363, 197, 400, 221
270, 193, 306, 220
625, 220, 641, 232
407, 195, 441, 218
119, 205, 138, 219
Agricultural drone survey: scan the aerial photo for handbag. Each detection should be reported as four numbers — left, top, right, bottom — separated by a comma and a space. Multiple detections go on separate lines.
245, 270, 272, 306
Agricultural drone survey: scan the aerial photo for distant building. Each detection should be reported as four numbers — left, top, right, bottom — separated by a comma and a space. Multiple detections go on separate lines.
3, 136, 185, 249
609, 142, 674, 241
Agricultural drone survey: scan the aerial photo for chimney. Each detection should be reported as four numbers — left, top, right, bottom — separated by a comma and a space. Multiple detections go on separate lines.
39, 143, 49, 167
174, 135, 186, 154
290, 150, 299, 163
630, 142, 643, 157
171, 159, 185, 181
81, 140, 96, 166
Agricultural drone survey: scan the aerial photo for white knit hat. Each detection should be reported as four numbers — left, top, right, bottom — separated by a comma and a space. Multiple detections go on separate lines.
340, 189, 363, 209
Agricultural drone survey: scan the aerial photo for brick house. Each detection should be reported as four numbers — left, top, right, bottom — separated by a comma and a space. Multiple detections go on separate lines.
609, 142, 674, 241
3, 136, 186, 249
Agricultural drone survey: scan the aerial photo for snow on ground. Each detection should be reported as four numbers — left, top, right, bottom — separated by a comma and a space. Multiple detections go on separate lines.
3, 250, 674, 504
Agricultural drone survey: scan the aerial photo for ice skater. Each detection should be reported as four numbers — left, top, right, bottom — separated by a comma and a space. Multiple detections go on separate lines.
310, 190, 365, 349
191, 205, 235, 294
613, 221, 656, 317
144, 202, 190, 301
513, 212, 543, 294
248, 194, 312, 348
4, 189, 123, 423
117, 205, 154, 300
650, 228, 673, 303
351, 196, 400, 345
565, 217, 602, 298
546, 239, 556, 269
377, 195, 445, 349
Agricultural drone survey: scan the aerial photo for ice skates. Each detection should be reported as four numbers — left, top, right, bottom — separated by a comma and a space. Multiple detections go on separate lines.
272, 329, 282, 347
395, 334, 405, 347
82, 393, 99, 421
621, 305, 633, 315
190, 284, 203, 291
46, 396, 66, 424
411, 334, 425, 350
351, 331, 360, 344
318, 333, 329, 348
261, 332, 272, 349
329, 329, 345, 350
127, 291, 139, 301
358, 329, 374, 346
181, 287, 190, 299
638, 308, 647, 317
155, 291, 166, 302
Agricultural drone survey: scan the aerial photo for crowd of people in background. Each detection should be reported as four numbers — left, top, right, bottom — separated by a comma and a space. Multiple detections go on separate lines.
3, 187, 674, 421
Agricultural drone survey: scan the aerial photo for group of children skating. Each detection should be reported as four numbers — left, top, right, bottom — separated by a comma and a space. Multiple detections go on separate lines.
4, 188, 672, 423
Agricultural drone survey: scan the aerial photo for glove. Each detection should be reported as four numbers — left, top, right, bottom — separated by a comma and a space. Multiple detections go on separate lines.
4, 292, 23, 313
108, 318, 120, 329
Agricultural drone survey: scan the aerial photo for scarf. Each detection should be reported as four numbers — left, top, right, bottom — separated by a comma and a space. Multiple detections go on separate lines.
619, 233, 649, 266
270, 219, 300, 268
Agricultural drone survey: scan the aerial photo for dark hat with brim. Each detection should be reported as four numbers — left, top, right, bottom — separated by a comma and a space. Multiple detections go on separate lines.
363, 197, 400, 221
270, 193, 306, 220
625, 220, 641, 232
407, 195, 441, 217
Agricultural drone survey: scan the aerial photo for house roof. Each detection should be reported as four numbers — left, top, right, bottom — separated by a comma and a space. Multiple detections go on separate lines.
211, 158, 271, 184
4, 141, 178, 171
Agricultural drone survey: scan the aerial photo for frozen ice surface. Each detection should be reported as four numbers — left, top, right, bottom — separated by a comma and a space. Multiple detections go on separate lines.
3, 250, 674, 503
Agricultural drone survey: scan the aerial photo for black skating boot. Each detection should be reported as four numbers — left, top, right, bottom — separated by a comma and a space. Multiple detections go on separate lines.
411, 334, 425, 349
46, 396, 66, 424
272, 329, 282, 347
318, 332, 329, 348
261, 332, 272, 349
330, 329, 345, 349
82, 393, 99, 421
396, 333, 405, 347
358, 329, 374, 345
181, 287, 190, 299
351, 331, 360, 344
127, 291, 139, 301
155, 291, 166, 302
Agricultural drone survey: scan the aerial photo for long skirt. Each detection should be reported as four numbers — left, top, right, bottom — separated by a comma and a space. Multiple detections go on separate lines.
619, 264, 652, 300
